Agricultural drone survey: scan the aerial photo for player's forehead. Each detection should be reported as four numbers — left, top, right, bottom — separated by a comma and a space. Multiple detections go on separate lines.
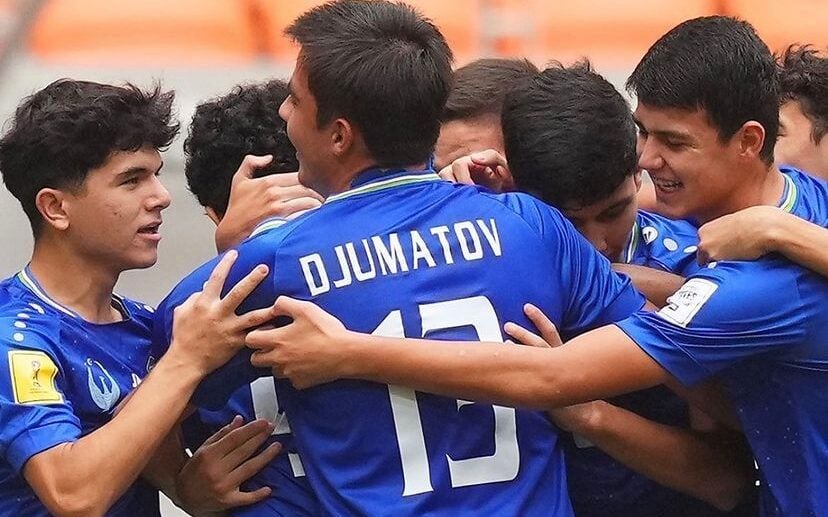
633, 102, 715, 138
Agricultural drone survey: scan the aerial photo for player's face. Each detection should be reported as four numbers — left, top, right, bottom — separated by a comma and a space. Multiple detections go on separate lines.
435, 114, 504, 170
561, 172, 641, 260
63, 145, 169, 272
776, 100, 828, 180
280, 61, 334, 195
634, 103, 745, 223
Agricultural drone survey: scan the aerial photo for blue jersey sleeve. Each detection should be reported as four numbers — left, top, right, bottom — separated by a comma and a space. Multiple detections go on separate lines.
157, 241, 286, 410
615, 259, 814, 386
0, 317, 81, 473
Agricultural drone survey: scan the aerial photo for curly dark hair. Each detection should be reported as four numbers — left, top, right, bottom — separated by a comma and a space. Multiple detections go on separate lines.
778, 44, 828, 143
184, 79, 298, 216
0, 79, 179, 237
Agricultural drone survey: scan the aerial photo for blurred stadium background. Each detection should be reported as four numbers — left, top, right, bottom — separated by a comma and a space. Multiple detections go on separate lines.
0, 1, 822, 515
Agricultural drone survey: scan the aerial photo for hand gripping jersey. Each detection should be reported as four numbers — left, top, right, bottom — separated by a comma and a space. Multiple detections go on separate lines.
0, 268, 159, 517
156, 168, 645, 516
616, 168, 828, 516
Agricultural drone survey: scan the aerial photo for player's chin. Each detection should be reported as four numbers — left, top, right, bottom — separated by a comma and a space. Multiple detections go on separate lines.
125, 249, 160, 270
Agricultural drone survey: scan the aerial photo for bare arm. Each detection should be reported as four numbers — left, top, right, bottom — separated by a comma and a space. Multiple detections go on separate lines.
698, 206, 828, 277
23, 253, 273, 517
247, 297, 670, 410
506, 306, 751, 511
612, 263, 685, 307
557, 401, 752, 510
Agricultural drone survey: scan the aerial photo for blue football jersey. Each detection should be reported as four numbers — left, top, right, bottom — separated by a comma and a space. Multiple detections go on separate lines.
0, 268, 159, 517
616, 169, 828, 516
622, 210, 702, 277
152, 232, 322, 517
567, 210, 724, 516
156, 167, 645, 516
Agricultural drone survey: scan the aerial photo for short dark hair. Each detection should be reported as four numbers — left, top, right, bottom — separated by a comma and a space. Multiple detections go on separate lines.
627, 16, 779, 164
778, 44, 828, 143
285, 0, 453, 167
184, 79, 298, 216
503, 61, 638, 209
442, 58, 539, 122
0, 79, 178, 236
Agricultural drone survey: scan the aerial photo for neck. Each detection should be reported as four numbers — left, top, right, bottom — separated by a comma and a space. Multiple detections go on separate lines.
28, 235, 121, 323
326, 159, 429, 196
699, 164, 787, 224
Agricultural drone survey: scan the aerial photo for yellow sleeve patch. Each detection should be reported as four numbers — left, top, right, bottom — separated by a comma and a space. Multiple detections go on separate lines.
7, 350, 63, 405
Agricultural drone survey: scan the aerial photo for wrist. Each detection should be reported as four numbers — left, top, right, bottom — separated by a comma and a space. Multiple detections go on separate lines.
153, 350, 207, 389
339, 330, 369, 379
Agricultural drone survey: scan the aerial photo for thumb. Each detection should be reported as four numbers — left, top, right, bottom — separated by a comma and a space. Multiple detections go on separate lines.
234, 154, 274, 182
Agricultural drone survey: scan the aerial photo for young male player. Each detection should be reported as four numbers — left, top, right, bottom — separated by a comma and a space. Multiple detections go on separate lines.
174, 78, 321, 516
485, 62, 750, 515
154, 1, 652, 514
696, 44, 828, 277
434, 57, 538, 170
252, 16, 828, 516
0, 80, 272, 516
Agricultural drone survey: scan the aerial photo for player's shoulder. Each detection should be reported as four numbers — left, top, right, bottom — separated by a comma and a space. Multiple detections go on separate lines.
781, 166, 828, 225
632, 210, 700, 275
479, 190, 570, 234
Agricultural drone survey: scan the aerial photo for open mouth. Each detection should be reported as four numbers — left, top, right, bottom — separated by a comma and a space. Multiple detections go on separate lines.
137, 223, 161, 235
651, 177, 683, 194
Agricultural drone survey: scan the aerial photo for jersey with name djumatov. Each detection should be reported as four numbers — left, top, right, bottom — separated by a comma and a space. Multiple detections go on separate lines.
156, 168, 645, 516
0, 269, 159, 517
616, 167, 828, 516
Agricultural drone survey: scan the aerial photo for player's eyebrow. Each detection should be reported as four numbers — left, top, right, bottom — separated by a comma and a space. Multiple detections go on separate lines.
634, 118, 692, 142
116, 160, 164, 178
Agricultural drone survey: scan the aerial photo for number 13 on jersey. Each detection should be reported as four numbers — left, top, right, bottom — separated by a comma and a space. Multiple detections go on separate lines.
373, 296, 520, 496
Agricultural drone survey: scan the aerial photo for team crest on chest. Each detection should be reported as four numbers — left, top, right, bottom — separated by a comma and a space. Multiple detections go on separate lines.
85, 358, 121, 411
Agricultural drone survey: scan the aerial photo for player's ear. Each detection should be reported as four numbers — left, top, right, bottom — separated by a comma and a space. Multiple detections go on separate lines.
35, 188, 71, 232
736, 121, 765, 160
331, 117, 355, 157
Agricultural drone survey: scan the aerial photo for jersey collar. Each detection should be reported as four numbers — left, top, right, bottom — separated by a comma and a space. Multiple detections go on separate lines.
18, 266, 130, 322
325, 167, 441, 204
777, 173, 798, 213
249, 216, 289, 239
622, 217, 641, 264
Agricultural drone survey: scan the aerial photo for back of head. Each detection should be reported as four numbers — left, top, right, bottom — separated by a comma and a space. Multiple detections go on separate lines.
286, 0, 453, 167
778, 44, 828, 144
443, 58, 539, 122
0, 79, 178, 237
503, 61, 637, 208
626, 16, 779, 164
184, 79, 298, 216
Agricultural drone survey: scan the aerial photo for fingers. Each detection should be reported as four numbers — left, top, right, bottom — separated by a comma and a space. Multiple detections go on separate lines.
202, 415, 244, 447
223, 485, 273, 508
222, 422, 276, 469
503, 321, 551, 348
227, 441, 282, 487
277, 197, 323, 221
470, 149, 508, 169
438, 164, 457, 182
239, 306, 280, 330
524, 303, 562, 347
246, 327, 276, 350
222, 264, 269, 309
261, 182, 324, 203
202, 250, 239, 299
450, 158, 475, 185
233, 155, 274, 181
210, 419, 273, 458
